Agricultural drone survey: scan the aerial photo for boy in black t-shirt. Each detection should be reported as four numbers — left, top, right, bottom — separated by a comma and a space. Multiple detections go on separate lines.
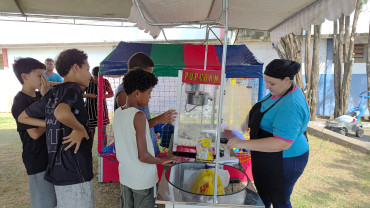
19, 49, 94, 208
11, 58, 57, 208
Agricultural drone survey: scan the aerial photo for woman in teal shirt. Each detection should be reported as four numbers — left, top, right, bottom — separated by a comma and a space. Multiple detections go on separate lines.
228, 59, 309, 208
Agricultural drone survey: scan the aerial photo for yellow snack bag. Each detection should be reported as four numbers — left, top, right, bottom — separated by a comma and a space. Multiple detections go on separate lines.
196, 137, 213, 162
190, 169, 225, 195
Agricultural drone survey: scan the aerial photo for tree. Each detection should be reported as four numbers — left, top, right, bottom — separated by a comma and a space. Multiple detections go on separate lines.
333, 0, 362, 117
272, 31, 304, 90
309, 25, 322, 120
333, 15, 345, 117
304, 28, 312, 102
272, 26, 321, 120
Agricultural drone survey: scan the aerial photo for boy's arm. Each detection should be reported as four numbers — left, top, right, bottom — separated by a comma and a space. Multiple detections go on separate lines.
83, 94, 97, 99
148, 109, 177, 128
18, 95, 48, 127
82, 83, 98, 99
27, 127, 46, 140
18, 111, 46, 127
135, 112, 177, 164
54, 103, 89, 153
104, 79, 114, 99
13, 95, 46, 139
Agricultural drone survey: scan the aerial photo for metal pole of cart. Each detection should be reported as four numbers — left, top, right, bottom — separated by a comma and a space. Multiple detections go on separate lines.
200, 25, 210, 133
173, 70, 184, 152
213, 0, 228, 203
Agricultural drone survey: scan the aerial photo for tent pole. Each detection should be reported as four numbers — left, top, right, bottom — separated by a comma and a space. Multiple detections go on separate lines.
203, 25, 210, 71
213, 0, 228, 203
173, 70, 183, 152
200, 25, 210, 133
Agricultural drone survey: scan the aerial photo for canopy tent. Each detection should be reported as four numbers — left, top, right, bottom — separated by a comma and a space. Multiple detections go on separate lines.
129, 0, 357, 42
100, 42, 263, 78
0, 0, 357, 43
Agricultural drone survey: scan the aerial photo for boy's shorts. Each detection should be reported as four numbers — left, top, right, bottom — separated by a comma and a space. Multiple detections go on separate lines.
55, 180, 94, 208
120, 184, 155, 208
28, 171, 57, 208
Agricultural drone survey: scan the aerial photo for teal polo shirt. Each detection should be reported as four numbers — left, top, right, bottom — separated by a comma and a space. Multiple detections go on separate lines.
260, 86, 310, 158
45, 73, 63, 83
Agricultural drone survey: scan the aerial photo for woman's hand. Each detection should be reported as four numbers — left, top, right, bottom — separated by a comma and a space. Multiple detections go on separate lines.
227, 137, 246, 150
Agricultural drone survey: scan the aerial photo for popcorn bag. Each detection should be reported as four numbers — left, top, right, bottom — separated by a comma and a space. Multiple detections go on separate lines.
189, 169, 225, 195
196, 137, 213, 162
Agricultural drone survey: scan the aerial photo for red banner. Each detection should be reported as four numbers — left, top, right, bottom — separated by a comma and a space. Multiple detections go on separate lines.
182, 69, 221, 85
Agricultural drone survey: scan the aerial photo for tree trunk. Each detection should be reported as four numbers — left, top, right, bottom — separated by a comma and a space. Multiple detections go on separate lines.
333, 19, 342, 118
310, 25, 321, 121
272, 33, 304, 90
342, 0, 362, 115
334, 15, 345, 117
292, 32, 304, 90
344, 15, 351, 64
281, 36, 291, 59
367, 20, 370, 111
272, 41, 286, 59
304, 28, 312, 102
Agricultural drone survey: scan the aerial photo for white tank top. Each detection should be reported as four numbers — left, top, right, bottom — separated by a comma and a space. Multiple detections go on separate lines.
113, 107, 158, 189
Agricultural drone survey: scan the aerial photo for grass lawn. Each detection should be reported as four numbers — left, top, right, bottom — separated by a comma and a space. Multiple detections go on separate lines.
0, 112, 369, 207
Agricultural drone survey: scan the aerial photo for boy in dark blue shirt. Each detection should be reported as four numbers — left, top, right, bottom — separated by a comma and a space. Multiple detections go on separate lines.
19, 49, 94, 208
11, 57, 57, 208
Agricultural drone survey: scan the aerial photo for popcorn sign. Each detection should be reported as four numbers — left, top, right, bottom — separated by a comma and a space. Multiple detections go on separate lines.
182, 69, 221, 85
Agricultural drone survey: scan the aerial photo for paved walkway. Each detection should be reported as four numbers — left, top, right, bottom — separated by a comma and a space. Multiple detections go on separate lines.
308, 120, 370, 153
310, 120, 370, 144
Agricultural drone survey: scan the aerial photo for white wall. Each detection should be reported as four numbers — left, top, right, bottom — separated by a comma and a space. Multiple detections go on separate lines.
0, 45, 116, 112
245, 40, 329, 75
244, 41, 279, 70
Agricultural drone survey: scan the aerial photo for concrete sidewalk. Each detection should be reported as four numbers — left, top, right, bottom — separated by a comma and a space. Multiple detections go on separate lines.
307, 122, 370, 154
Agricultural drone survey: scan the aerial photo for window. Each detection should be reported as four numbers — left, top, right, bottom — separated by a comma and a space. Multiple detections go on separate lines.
354, 44, 367, 63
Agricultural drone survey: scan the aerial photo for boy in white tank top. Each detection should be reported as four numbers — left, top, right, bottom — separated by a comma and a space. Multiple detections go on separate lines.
113, 69, 177, 208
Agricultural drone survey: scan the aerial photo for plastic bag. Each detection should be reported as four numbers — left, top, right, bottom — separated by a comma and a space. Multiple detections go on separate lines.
189, 169, 227, 195
196, 137, 213, 162
185, 168, 230, 191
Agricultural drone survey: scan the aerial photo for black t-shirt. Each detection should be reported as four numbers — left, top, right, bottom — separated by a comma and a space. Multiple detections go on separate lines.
11, 91, 48, 175
25, 82, 93, 185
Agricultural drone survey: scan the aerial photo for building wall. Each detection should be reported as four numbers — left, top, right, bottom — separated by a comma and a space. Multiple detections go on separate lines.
246, 40, 369, 116
244, 41, 280, 66
1, 41, 368, 116
0, 44, 115, 112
